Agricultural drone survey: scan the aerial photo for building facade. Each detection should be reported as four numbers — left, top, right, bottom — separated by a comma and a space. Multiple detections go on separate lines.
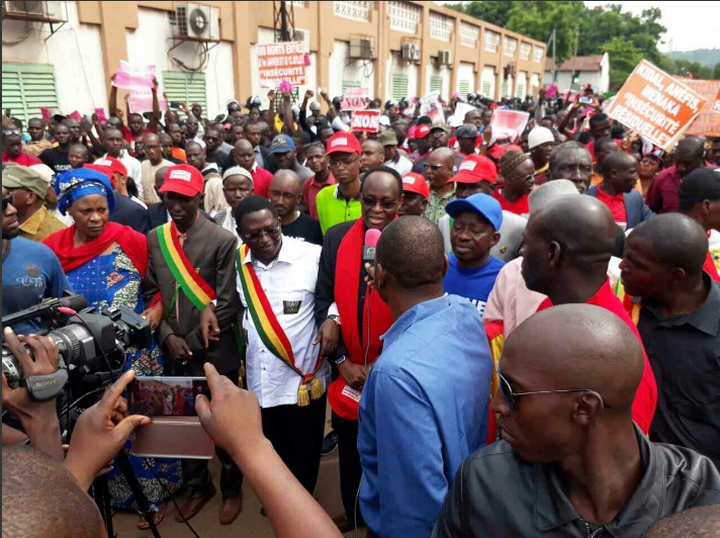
2, 1, 546, 124
543, 53, 610, 95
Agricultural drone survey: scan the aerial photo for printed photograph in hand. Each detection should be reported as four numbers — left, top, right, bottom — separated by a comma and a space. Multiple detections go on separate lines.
127, 377, 209, 417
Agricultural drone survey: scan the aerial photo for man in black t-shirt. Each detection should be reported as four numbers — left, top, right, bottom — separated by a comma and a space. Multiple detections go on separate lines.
39, 124, 72, 173
270, 170, 323, 246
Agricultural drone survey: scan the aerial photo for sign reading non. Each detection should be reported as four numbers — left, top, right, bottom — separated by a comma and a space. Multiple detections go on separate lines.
605, 60, 706, 151
351, 109, 381, 133
257, 42, 306, 89
341, 88, 369, 111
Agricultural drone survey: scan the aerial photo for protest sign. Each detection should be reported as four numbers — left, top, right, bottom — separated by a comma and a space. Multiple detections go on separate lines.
604, 60, 706, 151
94, 108, 108, 123
350, 109, 381, 133
341, 88, 369, 111
257, 42, 306, 88
128, 90, 168, 114
452, 102, 477, 124
490, 110, 529, 141
420, 91, 445, 124
679, 78, 720, 137
113, 61, 156, 91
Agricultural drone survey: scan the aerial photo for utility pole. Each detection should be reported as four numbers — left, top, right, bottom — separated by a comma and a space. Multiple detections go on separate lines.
574, 26, 579, 58
273, 0, 294, 42
549, 29, 557, 83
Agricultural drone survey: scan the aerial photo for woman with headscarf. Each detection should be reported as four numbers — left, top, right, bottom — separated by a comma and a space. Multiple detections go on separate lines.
43, 167, 181, 529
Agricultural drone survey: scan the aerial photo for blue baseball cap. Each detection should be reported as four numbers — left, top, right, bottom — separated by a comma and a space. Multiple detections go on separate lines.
445, 193, 503, 231
269, 134, 296, 155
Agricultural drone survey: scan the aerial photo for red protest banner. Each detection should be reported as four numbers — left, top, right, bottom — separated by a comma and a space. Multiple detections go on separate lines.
351, 109, 381, 133
679, 78, 720, 137
341, 88, 369, 111
257, 42, 306, 89
605, 60, 706, 151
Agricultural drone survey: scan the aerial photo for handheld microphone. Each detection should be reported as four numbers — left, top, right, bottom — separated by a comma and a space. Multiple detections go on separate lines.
363, 229, 382, 265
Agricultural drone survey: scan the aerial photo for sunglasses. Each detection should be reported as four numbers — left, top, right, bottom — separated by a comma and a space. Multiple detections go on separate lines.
242, 225, 281, 242
204, 136, 219, 142
423, 163, 445, 171
498, 371, 610, 411
362, 197, 398, 210
2, 195, 12, 212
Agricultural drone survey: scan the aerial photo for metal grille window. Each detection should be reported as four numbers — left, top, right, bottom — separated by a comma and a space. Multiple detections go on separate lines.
163, 72, 207, 114
430, 76, 443, 95
533, 46, 544, 63
520, 43, 531, 61
460, 22, 479, 48
392, 74, 408, 101
290, 1, 306, 7
388, 1, 421, 34
429, 12, 453, 42
504, 37, 517, 58
516, 83, 525, 98
501, 81, 509, 98
484, 31, 499, 53
333, 1, 373, 22
272, 88, 300, 112
459, 80, 470, 99
482, 81, 491, 97
1, 64, 59, 127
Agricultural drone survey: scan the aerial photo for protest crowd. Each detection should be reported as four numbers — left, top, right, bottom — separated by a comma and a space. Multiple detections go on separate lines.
3, 41, 720, 538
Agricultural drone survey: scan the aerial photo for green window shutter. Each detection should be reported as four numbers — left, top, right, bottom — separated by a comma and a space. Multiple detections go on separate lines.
501, 81, 509, 98
430, 76, 443, 94
516, 83, 525, 98
481, 81, 491, 97
459, 80, 470, 99
162, 71, 207, 114
392, 74, 408, 101
1, 64, 59, 127
342, 81, 361, 93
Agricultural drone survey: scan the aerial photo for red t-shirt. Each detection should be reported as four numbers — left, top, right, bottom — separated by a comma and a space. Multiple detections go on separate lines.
250, 166, 273, 199
2, 151, 42, 166
595, 185, 628, 230
703, 250, 720, 283
493, 189, 530, 215
121, 125, 153, 147
536, 279, 658, 434
303, 172, 337, 220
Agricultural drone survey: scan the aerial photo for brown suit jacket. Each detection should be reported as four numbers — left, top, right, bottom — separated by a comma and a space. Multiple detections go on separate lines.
144, 214, 241, 374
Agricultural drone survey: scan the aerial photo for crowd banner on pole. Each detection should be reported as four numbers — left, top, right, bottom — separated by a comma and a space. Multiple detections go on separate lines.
679, 78, 720, 138
604, 60, 706, 151
490, 110, 530, 142
257, 42, 306, 89
420, 91, 445, 124
350, 109, 381, 133
341, 88, 370, 111
113, 60, 156, 91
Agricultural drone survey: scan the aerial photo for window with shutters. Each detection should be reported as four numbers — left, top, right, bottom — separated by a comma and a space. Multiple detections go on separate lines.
504, 37, 517, 58
1, 64, 59, 127
520, 43, 531, 61
162, 72, 207, 114
388, 1, 421, 34
392, 74, 408, 101
459, 80, 470, 99
501, 81, 509, 98
430, 76, 443, 95
516, 83, 525, 98
460, 22, 479, 48
533, 46, 544, 63
482, 81, 491, 97
484, 31, 499, 53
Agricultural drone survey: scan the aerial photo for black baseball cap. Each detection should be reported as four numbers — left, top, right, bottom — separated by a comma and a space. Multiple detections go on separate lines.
679, 167, 720, 205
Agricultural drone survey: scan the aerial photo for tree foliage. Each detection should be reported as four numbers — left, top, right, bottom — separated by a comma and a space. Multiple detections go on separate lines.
602, 38, 643, 91
445, 1, 514, 28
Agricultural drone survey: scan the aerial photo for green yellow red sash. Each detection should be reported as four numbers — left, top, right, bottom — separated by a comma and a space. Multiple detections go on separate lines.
157, 221, 216, 311
237, 245, 324, 406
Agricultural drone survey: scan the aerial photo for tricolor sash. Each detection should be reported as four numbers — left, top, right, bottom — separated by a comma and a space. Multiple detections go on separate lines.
236, 245, 324, 407
157, 221, 216, 310
612, 277, 641, 326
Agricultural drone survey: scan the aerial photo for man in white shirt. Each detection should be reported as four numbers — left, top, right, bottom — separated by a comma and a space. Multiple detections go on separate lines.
95, 127, 143, 200
186, 141, 228, 217
205, 195, 329, 495
140, 133, 173, 205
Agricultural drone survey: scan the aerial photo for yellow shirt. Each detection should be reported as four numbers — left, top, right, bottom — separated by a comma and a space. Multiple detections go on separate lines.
19, 206, 67, 242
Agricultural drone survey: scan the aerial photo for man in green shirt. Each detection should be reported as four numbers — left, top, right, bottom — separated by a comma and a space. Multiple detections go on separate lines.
424, 148, 457, 224
316, 133, 363, 235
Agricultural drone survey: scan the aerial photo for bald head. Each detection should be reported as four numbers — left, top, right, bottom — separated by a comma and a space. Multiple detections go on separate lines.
2, 446, 105, 538
235, 139, 253, 152
269, 169, 302, 218
155, 165, 169, 191
431, 147, 456, 168
601, 151, 636, 176
642, 506, 720, 538
361, 140, 385, 172
270, 169, 302, 194
676, 136, 705, 161
143, 132, 159, 145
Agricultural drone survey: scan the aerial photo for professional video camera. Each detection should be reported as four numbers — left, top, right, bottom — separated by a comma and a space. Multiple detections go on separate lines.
2, 296, 151, 400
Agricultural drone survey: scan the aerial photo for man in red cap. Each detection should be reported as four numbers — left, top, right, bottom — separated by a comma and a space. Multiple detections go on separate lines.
399, 172, 430, 217
144, 164, 244, 525
409, 123, 432, 169
439, 155, 527, 262
315, 132, 363, 235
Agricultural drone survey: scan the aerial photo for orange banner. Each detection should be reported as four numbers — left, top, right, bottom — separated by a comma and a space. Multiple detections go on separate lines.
257, 42, 306, 89
680, 78, 720, 138
605, 60, 706, 151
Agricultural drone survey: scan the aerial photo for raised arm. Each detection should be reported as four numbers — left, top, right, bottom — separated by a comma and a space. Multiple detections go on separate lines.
147, 76, 161, 134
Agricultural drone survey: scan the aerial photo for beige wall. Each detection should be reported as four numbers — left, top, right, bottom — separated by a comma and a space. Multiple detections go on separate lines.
75, 0, 545, 104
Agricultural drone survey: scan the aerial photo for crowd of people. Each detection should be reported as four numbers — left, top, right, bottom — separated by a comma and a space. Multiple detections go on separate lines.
2, 70, 720, 538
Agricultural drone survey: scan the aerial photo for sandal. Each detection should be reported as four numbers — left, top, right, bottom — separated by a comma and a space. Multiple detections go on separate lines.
137, 504, 167, 530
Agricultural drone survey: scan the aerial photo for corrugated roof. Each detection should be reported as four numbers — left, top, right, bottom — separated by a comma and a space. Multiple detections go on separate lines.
545, 55, 604, 72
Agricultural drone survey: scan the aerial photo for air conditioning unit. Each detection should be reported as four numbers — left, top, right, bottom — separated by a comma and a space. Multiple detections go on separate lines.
175, 3, 219, 41
349, 36, 374, 60
438, 50, 452, 66
2, 0, 67, 22
401, 42, 421, 62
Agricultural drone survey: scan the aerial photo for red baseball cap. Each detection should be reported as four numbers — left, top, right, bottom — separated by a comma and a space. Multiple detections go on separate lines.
413, 124, 431, 140
94, 156, 128, 177
326, 132, 362, 156
487, 143, 506, 161
451, 155, 497, 184
159, 164, 204, 197
84, 164, 116, 186
401, 172, 430, 199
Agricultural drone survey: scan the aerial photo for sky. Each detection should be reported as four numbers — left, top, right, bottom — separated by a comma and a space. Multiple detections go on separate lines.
434, 1, 720, 53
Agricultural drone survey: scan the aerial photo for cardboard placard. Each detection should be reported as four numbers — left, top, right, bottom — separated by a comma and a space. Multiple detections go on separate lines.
604, 60, 706, 151
113, 60, 156, 91
490, 110, 529, 142
341, 88, 369, 111
679, 78, 720, 138
256, 42, 306, 89
350, 109, 381, 133
128, 90, 168, 114
420, 91, 445, 124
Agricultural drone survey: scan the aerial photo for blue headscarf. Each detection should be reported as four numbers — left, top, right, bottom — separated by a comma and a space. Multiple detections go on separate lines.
55, 168, 116, 216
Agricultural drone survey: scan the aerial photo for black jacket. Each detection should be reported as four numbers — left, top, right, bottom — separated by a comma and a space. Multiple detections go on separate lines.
147, 202, 213, 231
109, 194, 150, 235
433, 425, 720, 537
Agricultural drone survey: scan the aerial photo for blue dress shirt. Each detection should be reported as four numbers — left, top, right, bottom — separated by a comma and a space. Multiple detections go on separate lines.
358, 295, 493, 537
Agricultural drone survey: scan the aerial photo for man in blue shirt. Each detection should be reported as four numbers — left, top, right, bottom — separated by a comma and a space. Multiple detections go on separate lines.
443, 193, 505, 317
2, 186, 72, 335
358, 216, 493, 538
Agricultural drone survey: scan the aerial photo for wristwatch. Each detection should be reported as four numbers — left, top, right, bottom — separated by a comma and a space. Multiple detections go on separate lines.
334, 355, 347, 366
481, 140, 489, 146
327, 314, 341, 326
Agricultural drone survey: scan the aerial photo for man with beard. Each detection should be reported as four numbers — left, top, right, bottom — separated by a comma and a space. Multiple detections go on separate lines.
269, 135, 313, 184
546, 141, 593, 194
423, 148, 457, 224
270, 170, 322, 245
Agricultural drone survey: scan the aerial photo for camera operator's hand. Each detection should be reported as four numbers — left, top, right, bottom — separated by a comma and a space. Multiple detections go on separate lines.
1, 328, 63, 460
165, 334, 193, 361
199, 304, 221, 349
64, 370, 151, 491
196, 363, 264, 462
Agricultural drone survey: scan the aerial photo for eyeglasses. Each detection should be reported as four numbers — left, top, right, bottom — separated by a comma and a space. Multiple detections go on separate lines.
498, 371, 610, 411
204, 136, 219, 142
522, 174, 536, 182
2, 195, 13, 212
328, 156, 359, 168
242, 225, 282, 242
362, 197, 398, 210
3, 129, 21, 136
431, 131, 446, 138
423, 163, 445, 171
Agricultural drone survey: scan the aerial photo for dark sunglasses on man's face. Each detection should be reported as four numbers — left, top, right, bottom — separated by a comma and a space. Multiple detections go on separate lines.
204, 136, 219, 143
362, 197, 397, 210
242, 226, 281, 242
498, 371, 610, 411
2, 195, 12, 212
423, 163, 445, 171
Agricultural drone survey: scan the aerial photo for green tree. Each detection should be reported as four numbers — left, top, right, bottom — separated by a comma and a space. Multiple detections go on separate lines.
602, 37, 643, 91
446, 1, 515, 28
714, 63, 720, 79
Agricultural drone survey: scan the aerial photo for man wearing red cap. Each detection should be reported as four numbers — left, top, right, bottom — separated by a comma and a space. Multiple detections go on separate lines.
409, 123, 433, 168
399, 172, 429, 217
315, 132, 363, 235
144, 164, 244, 525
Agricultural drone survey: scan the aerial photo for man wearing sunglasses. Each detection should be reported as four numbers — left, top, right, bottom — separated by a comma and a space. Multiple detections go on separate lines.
433, 304, 720, 537
203, 125, 230, 175
424, 148, 458, 224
